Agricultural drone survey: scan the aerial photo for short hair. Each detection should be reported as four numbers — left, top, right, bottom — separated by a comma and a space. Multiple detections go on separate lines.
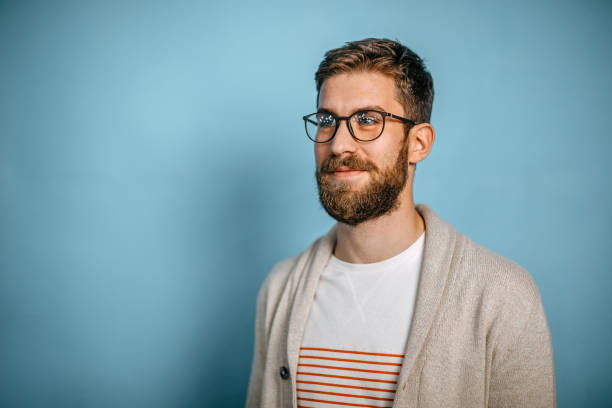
315, 38, 434, 124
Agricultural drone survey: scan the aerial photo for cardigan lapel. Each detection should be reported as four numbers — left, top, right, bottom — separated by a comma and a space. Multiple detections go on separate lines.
286, 225, 337, 406
393, 203, 457, 406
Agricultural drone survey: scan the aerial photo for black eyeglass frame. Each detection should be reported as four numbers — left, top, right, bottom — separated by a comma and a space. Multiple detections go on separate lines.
302, 109, 417, 143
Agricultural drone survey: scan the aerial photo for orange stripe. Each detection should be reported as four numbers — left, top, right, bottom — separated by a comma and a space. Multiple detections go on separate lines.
298, 396, 392, 407
301, 347, 404, 358
297, 371, 397, 384
300, 355, 401, 366
297, 379, 395, 393
298, 363, 399, 375
297, 388, 394, 402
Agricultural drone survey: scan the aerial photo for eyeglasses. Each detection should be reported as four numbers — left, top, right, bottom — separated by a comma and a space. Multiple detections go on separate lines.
302, 109, 417, 143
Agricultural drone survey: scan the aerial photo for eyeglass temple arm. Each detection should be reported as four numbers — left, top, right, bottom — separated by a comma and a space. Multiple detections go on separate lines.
386, 112, 417, 125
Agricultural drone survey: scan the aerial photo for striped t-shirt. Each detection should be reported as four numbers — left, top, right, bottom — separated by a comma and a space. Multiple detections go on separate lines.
298, 232, 425, 407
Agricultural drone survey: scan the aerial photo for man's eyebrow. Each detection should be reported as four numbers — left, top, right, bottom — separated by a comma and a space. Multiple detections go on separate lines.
359, 105, 386, 112
316, 105, 387, 115
316, 107, 336, 115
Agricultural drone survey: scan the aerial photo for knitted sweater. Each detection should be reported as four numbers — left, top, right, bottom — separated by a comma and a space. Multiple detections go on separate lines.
246, 203, 556, 407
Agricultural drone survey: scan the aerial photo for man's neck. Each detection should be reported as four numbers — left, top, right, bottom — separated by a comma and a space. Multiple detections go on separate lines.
333, 193, 425, 264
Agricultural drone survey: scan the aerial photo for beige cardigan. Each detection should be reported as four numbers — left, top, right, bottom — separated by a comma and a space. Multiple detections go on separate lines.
246, 203, 556, 407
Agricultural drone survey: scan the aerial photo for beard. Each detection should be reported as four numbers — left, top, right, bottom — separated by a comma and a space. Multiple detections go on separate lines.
316, 140, 410, 226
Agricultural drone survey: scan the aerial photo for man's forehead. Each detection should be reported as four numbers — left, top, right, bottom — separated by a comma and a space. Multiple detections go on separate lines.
318, 71, 403, 113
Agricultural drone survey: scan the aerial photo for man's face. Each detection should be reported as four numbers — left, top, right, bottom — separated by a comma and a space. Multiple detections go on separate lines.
315, 71, 411, 226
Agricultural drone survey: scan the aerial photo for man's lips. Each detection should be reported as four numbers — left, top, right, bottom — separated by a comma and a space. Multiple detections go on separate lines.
325, 166, 366, 172
326, 167, 367, 179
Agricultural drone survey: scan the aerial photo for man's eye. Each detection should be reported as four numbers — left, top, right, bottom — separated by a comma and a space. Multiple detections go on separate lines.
356, 113, 380, 125
318, 115, 335, 127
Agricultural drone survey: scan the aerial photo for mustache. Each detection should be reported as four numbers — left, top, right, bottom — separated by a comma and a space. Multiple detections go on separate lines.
319, 155, 378, 173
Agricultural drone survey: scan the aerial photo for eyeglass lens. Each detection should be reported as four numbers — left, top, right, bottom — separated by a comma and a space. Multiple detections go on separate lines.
305, 111, 385, 142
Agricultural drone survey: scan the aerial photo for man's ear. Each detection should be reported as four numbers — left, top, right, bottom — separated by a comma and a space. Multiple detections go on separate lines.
408, 123, 435, 164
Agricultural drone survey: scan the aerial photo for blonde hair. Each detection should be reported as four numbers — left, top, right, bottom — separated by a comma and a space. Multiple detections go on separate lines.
315, 38, 434, 124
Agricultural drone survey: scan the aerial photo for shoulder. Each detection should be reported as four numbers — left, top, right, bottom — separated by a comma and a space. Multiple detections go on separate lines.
457, 232, 540, 300
418, 203, 539, 302
256, 228, 335, 307
446, 232, 552, 357
257, 255, 299, 304
453, 232, 543, 327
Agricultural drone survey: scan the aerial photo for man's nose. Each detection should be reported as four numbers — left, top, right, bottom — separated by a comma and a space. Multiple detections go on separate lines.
329, 119, 358, 156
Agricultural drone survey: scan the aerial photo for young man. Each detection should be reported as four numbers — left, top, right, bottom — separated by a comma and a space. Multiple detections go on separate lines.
246, 38, 556, 407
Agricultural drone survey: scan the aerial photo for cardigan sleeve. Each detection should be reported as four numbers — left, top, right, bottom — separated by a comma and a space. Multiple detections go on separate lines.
245, 257, 295, 407
488, 285, 557, 407
245, 281, 268, 407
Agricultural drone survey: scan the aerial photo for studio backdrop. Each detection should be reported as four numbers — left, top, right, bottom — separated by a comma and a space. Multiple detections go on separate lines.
1, 0, 611, 406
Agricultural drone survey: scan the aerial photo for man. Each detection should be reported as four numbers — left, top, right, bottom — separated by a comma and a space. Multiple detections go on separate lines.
246, 38, 556, 407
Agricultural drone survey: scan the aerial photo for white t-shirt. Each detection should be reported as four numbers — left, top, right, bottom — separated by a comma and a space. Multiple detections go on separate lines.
297, 231, 425, 407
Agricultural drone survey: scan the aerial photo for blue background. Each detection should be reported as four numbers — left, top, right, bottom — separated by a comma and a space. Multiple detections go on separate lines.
1, 0, 611, 406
